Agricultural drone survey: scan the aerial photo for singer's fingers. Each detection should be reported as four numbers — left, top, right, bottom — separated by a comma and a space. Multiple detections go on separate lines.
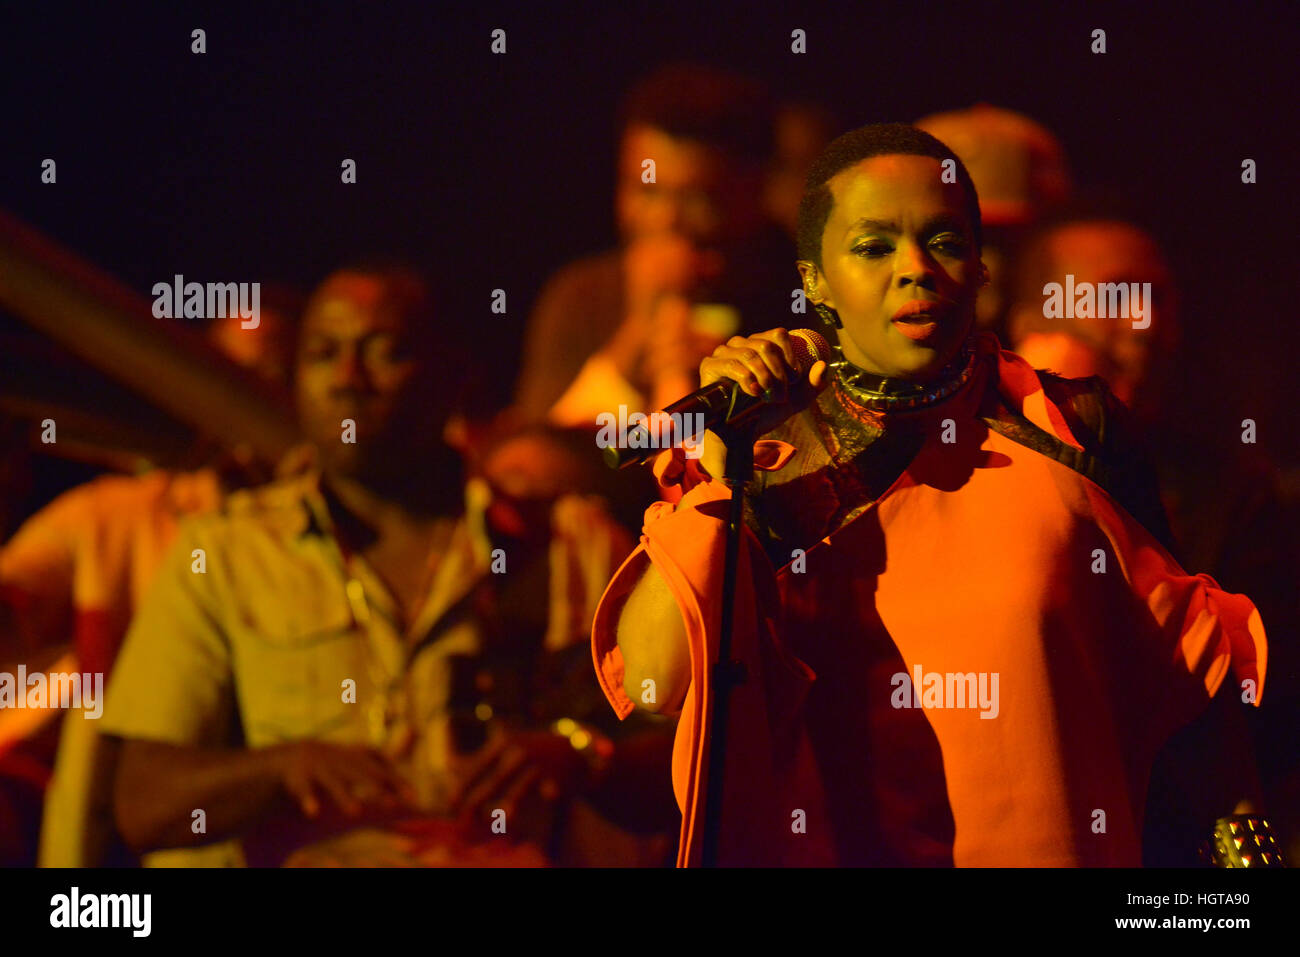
722, 336, 788, 386
702, 334, 796, 395
749, 336, 793, 382
715, 356, 766, 396
752, 328, 797, 370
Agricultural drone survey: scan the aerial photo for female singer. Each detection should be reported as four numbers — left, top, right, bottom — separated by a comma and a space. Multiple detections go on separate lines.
591, 124, 1273, 867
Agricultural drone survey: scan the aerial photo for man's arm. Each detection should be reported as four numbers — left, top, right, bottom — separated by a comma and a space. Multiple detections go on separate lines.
113, 739, 413, 853
0, 484, 83, 657
113, 741, 285, 851
514, 256, 623, 417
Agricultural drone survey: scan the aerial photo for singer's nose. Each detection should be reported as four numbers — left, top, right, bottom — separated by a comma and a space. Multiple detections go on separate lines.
895, 237, 938, 290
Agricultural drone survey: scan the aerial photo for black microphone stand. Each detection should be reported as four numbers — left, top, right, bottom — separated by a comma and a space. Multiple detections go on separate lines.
700, 420, 756, 867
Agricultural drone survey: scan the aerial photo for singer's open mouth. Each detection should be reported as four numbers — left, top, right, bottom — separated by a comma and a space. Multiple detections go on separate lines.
891, 299, 949, 323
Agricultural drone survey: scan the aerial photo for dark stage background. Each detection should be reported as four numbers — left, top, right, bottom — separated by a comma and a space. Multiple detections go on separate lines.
1, 0, 1296, 457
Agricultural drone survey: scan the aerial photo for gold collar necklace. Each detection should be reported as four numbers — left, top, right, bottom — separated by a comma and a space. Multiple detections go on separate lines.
831, 334, 980, 416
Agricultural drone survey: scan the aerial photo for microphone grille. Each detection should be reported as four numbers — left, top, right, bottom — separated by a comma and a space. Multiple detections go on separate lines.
789, 328, 832, 372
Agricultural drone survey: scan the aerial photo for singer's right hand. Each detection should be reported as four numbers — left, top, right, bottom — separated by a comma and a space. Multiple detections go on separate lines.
699, 328, 831, 438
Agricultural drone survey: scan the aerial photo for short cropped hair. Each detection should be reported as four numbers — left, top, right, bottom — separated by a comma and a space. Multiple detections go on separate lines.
796, 123, 982, 266
618, 63, 776, 166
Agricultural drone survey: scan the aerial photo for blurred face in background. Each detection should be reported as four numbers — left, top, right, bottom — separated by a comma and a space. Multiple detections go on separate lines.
294, 271, 443, 482
763, 104, 835, 237
1011, 221, 1176, 407
615, 123, 765, 248
803, 154, 984, 380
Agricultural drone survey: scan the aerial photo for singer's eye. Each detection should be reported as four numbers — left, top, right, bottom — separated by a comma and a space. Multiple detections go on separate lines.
930, 234, 967, 254
852, 241, 892, 258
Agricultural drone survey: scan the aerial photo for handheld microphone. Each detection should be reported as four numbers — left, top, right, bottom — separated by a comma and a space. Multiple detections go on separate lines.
601, 328, 831, 470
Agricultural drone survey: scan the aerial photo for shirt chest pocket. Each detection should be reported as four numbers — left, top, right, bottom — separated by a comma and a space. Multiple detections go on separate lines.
231, 601, 372, 746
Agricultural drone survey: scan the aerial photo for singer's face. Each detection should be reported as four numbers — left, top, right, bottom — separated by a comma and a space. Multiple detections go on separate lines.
805, 154, 982, 380
294, 272, 426, 476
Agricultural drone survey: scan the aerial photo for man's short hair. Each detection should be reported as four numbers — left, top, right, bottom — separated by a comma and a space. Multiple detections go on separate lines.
618, 63, 776, 166
796, 122, 983, 266
315, 259, 433, 325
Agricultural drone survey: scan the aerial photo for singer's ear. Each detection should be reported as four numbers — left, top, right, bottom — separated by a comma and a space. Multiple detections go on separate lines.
799, 261, 843, 330
796, 260, 829, 307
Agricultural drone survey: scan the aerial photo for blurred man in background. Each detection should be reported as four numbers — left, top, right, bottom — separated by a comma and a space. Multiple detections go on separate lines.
762, 99, 837, 242
514, 63, 794, 426
1007, 215, 1177, 421
103, 264, 672, 867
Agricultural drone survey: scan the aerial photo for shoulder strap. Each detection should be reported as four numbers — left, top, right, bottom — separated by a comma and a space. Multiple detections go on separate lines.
980, 370, 1179, 555
979, 372, 1117, 490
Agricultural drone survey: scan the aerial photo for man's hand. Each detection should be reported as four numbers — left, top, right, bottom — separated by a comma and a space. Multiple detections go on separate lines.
446, 724, 587, 844
273, 740, 416, 820
623, 234, 717, 316
642, 294, 728, 411
604, 235, 721, 389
